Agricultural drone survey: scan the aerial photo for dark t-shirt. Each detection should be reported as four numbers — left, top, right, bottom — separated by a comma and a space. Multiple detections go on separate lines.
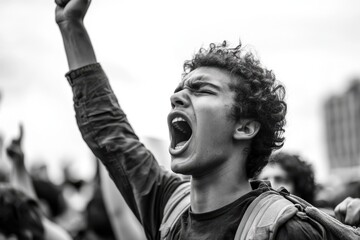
171, 188, 262, 239
169, 188, 324, 240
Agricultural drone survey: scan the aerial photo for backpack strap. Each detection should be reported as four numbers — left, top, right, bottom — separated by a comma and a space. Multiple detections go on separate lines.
235, 190, 298, 240
284, 193, 360, 240
160, 181, 191, 239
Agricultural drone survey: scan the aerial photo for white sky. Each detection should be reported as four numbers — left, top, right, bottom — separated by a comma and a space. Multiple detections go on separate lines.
0, 0, 360, 183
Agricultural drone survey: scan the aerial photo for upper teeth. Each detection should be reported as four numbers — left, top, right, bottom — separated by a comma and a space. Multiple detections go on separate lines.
172, 117, 186, 124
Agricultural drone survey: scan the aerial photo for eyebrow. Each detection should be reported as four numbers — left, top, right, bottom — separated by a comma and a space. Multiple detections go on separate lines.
174, 77, 222, 93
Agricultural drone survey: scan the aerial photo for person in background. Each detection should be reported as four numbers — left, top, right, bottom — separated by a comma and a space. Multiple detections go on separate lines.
257, 152, 316, 204
32, 176, 67, 221
5, 124, 72, 240
99, 162, 146, 240
0, 183, 45, 240
0, 132, 9, 183
74, 183, 117, 240
75, 160, 146, 240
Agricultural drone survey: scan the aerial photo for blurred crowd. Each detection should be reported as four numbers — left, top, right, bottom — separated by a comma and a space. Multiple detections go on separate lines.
1, 119, 360, 239
0, 116, 146, 239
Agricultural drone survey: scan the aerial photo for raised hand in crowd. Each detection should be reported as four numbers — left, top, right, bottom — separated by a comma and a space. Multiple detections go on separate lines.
5, 124, 72, 240
6, 123, 37, 199
6, 124, 24, 165
335, 197, 360, 227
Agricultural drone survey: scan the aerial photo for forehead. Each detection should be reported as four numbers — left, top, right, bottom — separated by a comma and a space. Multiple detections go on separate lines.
179, 67, 235, 89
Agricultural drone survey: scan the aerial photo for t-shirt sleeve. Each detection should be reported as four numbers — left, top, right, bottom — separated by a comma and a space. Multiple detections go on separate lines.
275, 215, 324, 240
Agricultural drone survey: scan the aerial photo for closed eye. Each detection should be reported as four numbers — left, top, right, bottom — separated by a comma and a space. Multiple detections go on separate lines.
194, 89, 215, 95
186, 82, 217, 95
175, 78, 221, 94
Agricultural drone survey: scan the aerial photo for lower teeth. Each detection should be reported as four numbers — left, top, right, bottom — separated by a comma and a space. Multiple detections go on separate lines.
175, 141, 187, 150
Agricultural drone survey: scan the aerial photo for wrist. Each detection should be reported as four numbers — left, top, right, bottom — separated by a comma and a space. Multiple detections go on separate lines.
13, 160, 26, 170
57, 19, 85, 33
57, 19, 97, 70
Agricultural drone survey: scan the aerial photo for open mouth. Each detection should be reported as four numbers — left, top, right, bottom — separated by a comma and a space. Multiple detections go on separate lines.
170, 116, 192, 150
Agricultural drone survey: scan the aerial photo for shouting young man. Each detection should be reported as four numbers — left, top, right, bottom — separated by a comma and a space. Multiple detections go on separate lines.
55, 0, 323, 239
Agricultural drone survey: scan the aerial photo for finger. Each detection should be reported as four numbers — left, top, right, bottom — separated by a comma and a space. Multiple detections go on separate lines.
17, 123, 23, 145
335, 198, 352, 223
334, 204, 346, 223
344, 212, 359, 226
55, 0, 71, 7
12, 123, 23, 146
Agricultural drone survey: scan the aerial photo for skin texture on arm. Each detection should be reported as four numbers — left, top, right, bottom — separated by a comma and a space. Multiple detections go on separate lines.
335, 197, 360, 227
55, 0, 96, 70
99, 163, 147, 240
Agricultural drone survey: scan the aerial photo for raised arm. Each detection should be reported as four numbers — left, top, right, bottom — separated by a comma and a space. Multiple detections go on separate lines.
55, 1, 185, 238
6, 124, 37, 199
6, 125, 72, 240
55, 0, 96, 70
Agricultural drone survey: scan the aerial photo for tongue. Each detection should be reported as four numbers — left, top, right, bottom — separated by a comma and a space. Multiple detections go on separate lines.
175, 141, 187, 149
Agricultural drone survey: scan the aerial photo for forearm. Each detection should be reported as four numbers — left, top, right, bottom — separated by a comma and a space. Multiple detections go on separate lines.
58, 20, 97, 70
10, 163, 37, 200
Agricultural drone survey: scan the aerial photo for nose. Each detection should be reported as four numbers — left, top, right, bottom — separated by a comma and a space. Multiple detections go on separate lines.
170, 90, 190, 109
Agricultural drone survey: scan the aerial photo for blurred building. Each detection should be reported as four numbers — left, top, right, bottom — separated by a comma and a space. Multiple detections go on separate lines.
324, 79, 360, 180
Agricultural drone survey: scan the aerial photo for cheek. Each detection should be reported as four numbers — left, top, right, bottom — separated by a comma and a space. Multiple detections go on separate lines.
196, 103, 232, 127
193, 101, 235, 144
197, 117, 232, 145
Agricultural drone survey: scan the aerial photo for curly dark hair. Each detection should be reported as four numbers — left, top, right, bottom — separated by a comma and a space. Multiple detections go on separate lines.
270, 152, 316, 204
183, 41, 287, 178
0, 184, 45, 240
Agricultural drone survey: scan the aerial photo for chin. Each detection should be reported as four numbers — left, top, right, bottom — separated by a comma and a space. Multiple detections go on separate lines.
171, 158, 192, 175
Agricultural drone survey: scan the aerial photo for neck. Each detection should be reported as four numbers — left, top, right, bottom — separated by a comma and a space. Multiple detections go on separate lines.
190, 156, 251, 213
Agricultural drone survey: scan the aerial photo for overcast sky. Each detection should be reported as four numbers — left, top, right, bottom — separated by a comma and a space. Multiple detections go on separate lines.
0, 0, 359, 182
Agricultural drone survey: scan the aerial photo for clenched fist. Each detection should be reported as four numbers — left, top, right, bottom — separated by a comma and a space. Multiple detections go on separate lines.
335, 197, 360, 226
55, 0, 91, 25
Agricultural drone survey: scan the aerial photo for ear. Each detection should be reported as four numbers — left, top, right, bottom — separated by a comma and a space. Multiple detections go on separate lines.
233, 119, 261, 140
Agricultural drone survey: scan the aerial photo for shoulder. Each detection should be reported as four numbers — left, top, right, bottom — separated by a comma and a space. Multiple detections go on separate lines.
275, 214, 325, 240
